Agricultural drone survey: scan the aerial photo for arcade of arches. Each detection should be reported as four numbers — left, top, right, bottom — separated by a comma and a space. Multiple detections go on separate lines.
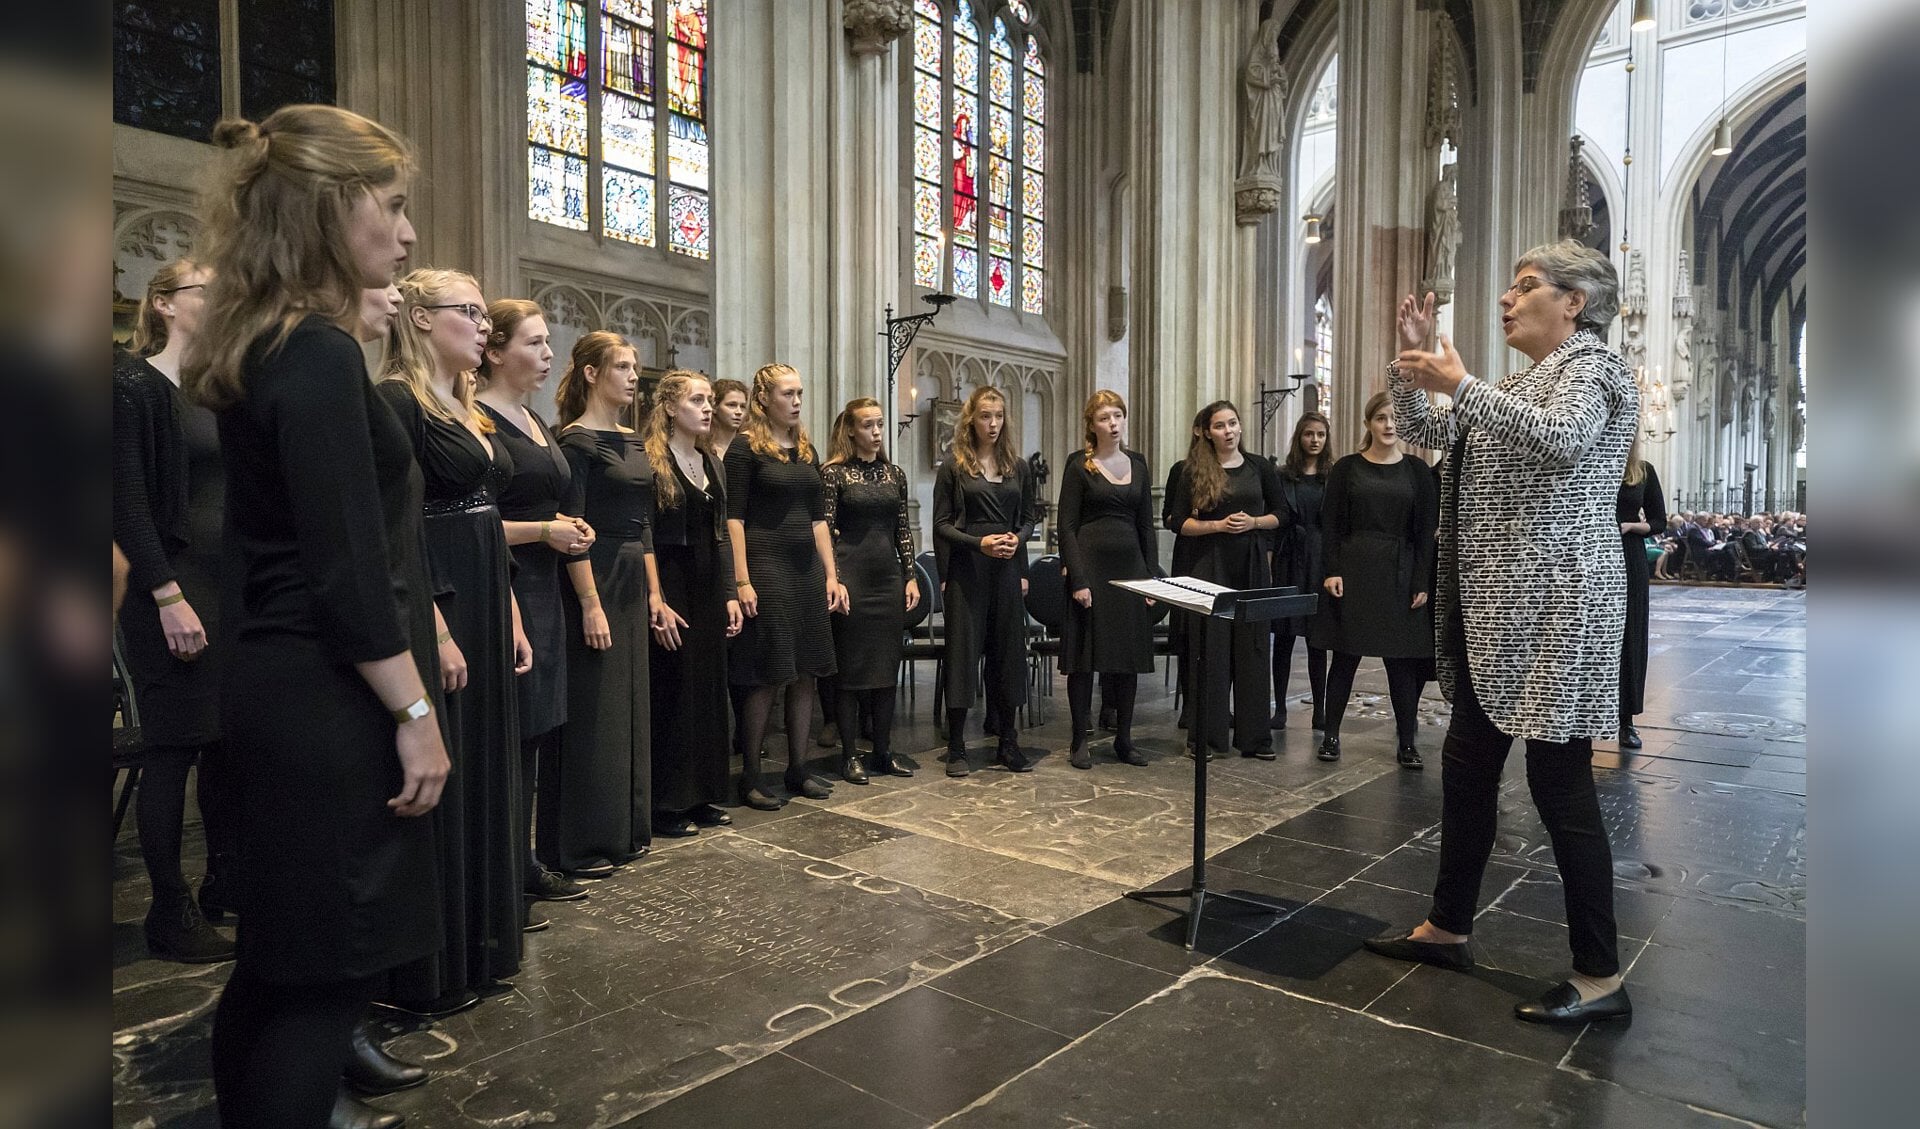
113, 2, 1807, 1126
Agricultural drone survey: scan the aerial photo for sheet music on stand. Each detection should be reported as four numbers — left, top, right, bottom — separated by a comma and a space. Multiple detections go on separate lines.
1111, 576, 1236, 616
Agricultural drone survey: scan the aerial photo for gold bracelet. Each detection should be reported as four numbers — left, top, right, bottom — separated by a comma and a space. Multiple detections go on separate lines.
736, 580, 751, 589
540, 520, 552, 543
154, 591, 186, 607
436, 630, 452, 643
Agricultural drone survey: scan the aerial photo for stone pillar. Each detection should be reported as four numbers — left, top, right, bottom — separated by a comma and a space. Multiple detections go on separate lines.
1329, 0, 1430, 448
828, 1, 905, 419
1126, 0, 1246, 470
712, 0, 837, 435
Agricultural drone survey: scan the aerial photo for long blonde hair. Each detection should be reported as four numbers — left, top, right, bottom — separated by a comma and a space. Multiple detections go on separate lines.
131, 259, 200, 357
1184, 400, 1239, 512
1623, 430, 1646, 486
1080, 389, 1127, 471
184, 105, 416, 409
554, 331, 635, 429
953, 386, 1016, 478
381, 268, 491, 432
644, 369, 713, 510
744, 363, 817, 463
825, 397, 886, 466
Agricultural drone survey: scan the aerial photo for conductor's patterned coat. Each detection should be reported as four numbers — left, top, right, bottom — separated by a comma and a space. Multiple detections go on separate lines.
1390, 329, 1638, 743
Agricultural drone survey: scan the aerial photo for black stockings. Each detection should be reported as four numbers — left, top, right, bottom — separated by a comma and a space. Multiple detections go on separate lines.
1069, 672, 1138, 747
1272, 633, 1328, 714
1323, 653, 1424, 744
137, 741, 232, 902
740, 677, 817, 788
211, 967, 379, 1128
837, 687, 899, 762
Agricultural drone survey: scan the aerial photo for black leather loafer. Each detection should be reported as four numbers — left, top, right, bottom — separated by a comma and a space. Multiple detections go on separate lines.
1362, 932, 1474, 971
1514, 981, 1633, 1025
1619, 724, 1642, 749
569, 858, 617, 879
691, 804, 733, 826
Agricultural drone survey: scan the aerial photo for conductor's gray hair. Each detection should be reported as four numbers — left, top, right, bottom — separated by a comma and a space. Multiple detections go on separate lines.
1514, 239, 1620, 336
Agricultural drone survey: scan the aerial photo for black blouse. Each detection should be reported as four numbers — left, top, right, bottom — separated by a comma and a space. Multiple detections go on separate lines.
1163, 454, 1287, 538
932, 457, 1035, 581
112, 354, 188, 592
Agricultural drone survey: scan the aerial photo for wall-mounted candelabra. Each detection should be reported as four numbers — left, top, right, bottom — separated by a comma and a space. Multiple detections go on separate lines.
880, 293, 955, 437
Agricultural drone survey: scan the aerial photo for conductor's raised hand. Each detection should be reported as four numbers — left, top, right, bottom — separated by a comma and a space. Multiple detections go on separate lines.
1397, 291, 1438, 352
1395, 335, 1470, 397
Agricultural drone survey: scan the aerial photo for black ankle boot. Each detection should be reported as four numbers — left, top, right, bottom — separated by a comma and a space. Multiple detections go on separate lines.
995, 736, 1032, 773
344, 1018, 428, 1095
1114, 735, 1148, 766
331, 1085, 406, 1129
197, 856, 240, 922
946, 743, 971, 777
1068, 732, 1091, 770
843, 754, 870, 785
1316, 735, 1341, 762
144, 891, 235, 964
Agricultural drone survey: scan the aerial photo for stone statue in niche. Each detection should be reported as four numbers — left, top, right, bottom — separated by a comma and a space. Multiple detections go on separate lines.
1763, 395, 1777, 440
1420, 163, 1460, 306
1670, 253, 1694, 403
1623, 249, 1647, 316
1234, 18, 1287, 225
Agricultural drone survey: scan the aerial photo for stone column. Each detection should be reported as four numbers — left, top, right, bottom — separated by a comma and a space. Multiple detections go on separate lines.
712, 0, 837, 435
1126, 0, 1247, 469
829, 1, 906, 418
1329, 0, 1430, 448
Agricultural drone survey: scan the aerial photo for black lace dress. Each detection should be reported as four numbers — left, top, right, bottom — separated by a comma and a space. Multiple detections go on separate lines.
378, 382, 523, 1002
822, 457, 915, 690
650, 452, 734, 816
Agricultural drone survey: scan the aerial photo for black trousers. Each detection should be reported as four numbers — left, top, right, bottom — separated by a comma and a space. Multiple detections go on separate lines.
1429, 656, 1620, 977
1184, 617, 1272, 755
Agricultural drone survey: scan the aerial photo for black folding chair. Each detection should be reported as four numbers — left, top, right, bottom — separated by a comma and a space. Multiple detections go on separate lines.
1022, 555, 1068, 726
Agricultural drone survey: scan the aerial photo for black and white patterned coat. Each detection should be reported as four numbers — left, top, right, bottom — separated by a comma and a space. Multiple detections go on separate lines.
1390, 330, 1639, 742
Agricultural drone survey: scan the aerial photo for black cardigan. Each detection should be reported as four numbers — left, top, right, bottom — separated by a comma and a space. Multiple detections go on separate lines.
111, 353, 188, 592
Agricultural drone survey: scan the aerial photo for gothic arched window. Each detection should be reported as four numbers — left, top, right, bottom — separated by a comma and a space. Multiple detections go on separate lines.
910, 0, 1047, 314
527, 0, 711, 259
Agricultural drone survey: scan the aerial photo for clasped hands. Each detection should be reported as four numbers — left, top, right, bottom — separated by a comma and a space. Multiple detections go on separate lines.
978, 532, 1020, 560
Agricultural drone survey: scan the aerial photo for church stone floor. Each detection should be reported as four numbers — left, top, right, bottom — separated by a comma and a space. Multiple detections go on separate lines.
113, 586, 1806, 1128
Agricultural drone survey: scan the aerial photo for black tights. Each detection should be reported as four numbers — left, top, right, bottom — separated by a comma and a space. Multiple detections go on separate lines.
211, 966, 379, 1128
1323, 653, 1424, 745
837, 687, 898, 762
1272, 633, 1328, 713
137, 741, 233, 903
740, 676, 816, 788
521, 731, 555, 871
1069, 672, 1138, 747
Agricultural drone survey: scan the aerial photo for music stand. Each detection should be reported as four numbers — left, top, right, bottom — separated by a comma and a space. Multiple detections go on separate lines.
1111, 577, 1319, 950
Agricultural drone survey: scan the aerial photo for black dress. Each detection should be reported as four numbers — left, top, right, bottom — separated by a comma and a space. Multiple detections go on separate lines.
1616, 462, 1667, 717
378, 382, 523, 999
725, 442, 837, 686
558, 427, 655, 864
113, 355, 222, 745
1165, 454, 1288, 753
1273, 469, 1327, 636
1310, 455, 1436, 659
650, 453, 734, 815
480, 402, 572, 739
215, 318, 439, 983
822, 457, 915, 690
934, 459, 1034, 711
1057, 451, 1157, 675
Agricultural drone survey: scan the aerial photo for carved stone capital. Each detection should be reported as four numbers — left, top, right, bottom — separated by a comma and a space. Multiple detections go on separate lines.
1107, 285, 1129, 341
845, 0, 912, 57
1418, 278, 1456, 308
1233, 175, 1283, 226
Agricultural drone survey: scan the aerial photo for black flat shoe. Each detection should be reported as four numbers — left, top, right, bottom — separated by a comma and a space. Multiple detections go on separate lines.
691, 804, 733, 826
331, 1086, 405, 1129
873, 752, 915, 777
344, 1019, 428, 1096
569, 858, 617, 879
946, 749, 971, 777
525, 865, 587, 902
843, 755, 870, 785
1068, 735, 1092, 770
996, 743, 1033, 773
741, 786, 784, 811
1619, 724, 1642, 749
1241, 748, 1277, 761
1114, 741, 1149, 766
1362, 932, 1473, 971
655, 817, 698, 838
1316, 735, 1341, 762
786, 774, 832, 800
1515, 982, 1633, 1026
1397, 743, 1424, 770
522, 906, 549, 933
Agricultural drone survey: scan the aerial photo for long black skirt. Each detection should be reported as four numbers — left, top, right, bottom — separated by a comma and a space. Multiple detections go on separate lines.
555, 538, 652, 866
650, 541, 730, 814
1620, 533, 1652, 716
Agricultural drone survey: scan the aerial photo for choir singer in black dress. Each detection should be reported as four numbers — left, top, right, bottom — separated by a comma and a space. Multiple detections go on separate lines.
1166, 401, 1289, 760
1056, 391, 1157, 769
475, 299, 596, 904
934, 387, 1038, 776
113, 256, 238, 963
1311, 391, 1437, 768
1616, 435, 1666, 749
185, 104, 448, 1129
727, 364, 848, 809
556, 332, 660, 871
644, 371, 743, 835
822, 398, 921, 782
1272, 410, 1333, 732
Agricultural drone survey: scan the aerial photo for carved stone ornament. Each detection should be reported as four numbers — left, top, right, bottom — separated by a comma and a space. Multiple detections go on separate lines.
1107, 285, 1129, 341
845, 0, 913, 57
1559, 135, 1594, 242
1237, 18, 1289, 183
1425, 14, 1460, 151
1234, 177, 1283, 226
1419, 163, 1460, 305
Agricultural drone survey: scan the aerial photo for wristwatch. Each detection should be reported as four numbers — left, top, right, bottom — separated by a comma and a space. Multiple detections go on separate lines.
391, 696, 433, 725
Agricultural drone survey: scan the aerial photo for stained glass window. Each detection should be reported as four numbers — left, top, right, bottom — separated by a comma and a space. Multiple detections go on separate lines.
907, 1, 1045, 313
526, 0, 712, 257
